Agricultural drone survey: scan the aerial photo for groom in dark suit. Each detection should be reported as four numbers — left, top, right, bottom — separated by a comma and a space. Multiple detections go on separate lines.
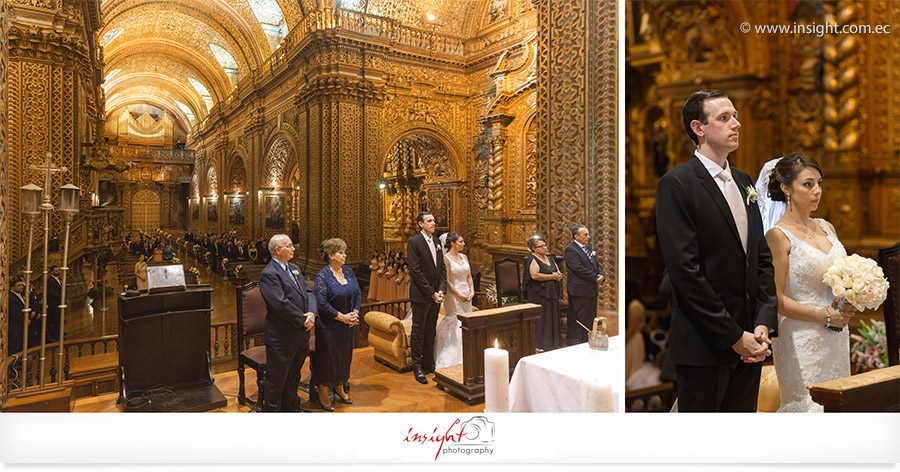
406, 211, 446, 384
564, 225, 605, 345
656, 89, 778, 412
259, 234, 317, 412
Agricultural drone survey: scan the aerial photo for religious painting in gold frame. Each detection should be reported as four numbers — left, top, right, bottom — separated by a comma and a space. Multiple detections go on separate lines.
229, 197, 245, 225
207, 198, 218, 222
265, 194, 284, 229
427, 188, 451, 232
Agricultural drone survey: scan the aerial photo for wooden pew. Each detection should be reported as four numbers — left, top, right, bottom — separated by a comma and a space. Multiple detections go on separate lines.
809, 365, 900, 412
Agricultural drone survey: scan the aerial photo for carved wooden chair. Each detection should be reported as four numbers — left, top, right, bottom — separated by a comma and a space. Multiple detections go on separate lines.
236, 282, 267, 411
493, 258, 523, 307
878, 243, 900, 366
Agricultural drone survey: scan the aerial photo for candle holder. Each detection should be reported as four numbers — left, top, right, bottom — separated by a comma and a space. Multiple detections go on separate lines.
588, 316, 609, 351
56, 184, 80, 385
18, 183, 43, 390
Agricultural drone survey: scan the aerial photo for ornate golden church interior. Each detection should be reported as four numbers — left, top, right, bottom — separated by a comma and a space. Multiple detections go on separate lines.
624, 0, 899, 411
0, 0, 616, 412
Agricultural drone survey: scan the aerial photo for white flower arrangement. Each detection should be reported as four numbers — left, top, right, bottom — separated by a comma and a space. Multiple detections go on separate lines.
822, 254, 889, 331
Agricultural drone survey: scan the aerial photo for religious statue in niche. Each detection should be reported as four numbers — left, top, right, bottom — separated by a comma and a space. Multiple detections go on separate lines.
388, 191, 403, 222
488, 0, 508, 24
98, 180, 119, 207
652, 118, 670, 178
685, 25, 715, 63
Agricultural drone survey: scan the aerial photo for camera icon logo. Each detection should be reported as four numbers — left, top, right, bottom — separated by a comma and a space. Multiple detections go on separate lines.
459, 416, 495, 444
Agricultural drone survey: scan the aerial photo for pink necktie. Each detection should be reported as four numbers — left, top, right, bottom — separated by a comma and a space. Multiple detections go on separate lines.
717, 168, 748, 252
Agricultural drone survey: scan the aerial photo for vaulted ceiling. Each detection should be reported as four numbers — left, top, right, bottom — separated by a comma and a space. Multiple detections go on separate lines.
100, 0, 495, 136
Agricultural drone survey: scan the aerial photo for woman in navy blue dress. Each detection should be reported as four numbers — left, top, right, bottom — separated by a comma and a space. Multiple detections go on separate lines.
313, 238, 361, 410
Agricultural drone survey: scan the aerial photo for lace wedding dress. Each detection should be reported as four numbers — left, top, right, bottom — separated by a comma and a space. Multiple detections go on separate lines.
771, 219, 850, 412
434, 254, 472, 370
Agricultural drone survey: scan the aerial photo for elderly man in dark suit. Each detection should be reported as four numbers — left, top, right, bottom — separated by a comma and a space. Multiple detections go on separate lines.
259, 234, 317, 412
564, 224, 605, 345
406, 211, 446, 384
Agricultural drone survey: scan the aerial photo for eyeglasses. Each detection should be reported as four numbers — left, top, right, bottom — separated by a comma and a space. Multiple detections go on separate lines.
534, 245, 547, 249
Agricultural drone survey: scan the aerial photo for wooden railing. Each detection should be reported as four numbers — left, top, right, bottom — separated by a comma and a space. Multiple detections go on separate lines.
5, 321, 242, 392
625, 382, 675, 413
5, 335, 118, 390
210, 321, 238, 361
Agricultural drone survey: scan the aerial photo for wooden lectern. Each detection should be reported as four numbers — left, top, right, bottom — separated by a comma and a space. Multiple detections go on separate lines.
433, 303, 541, 404
117, 284, 227, 412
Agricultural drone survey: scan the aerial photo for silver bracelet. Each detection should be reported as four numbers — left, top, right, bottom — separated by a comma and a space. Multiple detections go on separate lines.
824, 307, 832, 327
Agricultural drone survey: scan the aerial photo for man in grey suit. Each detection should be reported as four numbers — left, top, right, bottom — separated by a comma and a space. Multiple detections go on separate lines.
259, 234, 317, 412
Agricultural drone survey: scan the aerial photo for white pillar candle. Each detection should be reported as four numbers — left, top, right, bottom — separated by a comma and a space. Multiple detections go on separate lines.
484, 339, 509, 413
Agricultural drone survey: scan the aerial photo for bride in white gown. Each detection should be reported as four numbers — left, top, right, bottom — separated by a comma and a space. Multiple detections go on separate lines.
757, 153, 857, 412
434, 231, 474, 370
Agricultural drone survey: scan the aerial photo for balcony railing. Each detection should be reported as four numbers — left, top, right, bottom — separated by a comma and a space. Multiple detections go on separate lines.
108, 146, 195, 162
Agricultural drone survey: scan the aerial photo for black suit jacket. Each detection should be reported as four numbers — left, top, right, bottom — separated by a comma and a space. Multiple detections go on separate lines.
8, 291, 26, 355
564, 241, 604, 298
259, 260, 317, 349
406, 232, 446, 304
656, 154, 778, 366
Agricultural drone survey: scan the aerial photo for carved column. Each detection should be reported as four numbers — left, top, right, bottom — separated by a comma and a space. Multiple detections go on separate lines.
244, 108, 264, 241
480, 113, 521, 258
6, 1, 102, 266
535, 0, 618, 311
296, 72, 385, 268
1, 0, 10, 404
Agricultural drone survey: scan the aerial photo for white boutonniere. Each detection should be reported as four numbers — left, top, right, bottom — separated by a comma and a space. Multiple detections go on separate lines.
744, 186, 759, 205
291, 269, 300, 277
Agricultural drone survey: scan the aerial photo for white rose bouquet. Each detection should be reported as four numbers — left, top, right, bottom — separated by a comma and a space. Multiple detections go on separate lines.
822, 254, 890, 332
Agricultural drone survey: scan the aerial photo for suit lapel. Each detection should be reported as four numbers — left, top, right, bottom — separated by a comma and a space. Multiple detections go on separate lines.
286, 263, 306, 297
689, 156, 743, 251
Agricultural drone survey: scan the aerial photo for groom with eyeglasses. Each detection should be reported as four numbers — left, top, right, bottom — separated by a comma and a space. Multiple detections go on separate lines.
656, 89, 778, 412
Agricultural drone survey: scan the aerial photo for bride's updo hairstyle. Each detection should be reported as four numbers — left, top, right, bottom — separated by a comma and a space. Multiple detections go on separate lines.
766, 152, 823, 202
443, 231, 462, 251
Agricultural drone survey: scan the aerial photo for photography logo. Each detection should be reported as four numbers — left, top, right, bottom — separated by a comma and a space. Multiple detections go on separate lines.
403, 416, 497, 460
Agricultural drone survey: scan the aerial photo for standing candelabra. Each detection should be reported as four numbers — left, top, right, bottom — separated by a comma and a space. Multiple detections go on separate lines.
56, 184, 80, 385
18, 184, 42, 390
17, 153, 78, 391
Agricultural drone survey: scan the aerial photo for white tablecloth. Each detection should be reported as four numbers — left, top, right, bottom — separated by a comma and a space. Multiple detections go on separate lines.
508, 336, 622, 412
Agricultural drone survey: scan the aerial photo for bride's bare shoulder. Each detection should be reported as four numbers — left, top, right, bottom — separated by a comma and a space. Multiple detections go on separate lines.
819, 218, 839, 237
765, 226, 791, 254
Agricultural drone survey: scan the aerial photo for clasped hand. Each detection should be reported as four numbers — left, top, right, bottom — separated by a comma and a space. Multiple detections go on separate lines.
303, 312, 316, 330
455, 289, 474, 302
338, 310, 360, 326
828, 299, 856, 328
432, 291, 444, 303
733, 325, 772, 363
